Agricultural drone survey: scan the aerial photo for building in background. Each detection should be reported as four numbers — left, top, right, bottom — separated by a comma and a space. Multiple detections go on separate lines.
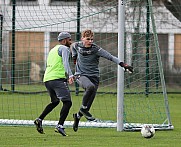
0, 0, 180, 88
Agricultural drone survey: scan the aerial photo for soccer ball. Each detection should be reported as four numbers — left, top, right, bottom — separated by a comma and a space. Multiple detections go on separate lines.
141, 125, 155, 139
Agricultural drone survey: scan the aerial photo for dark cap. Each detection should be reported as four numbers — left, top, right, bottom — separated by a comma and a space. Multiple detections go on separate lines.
57, 32, 71, 41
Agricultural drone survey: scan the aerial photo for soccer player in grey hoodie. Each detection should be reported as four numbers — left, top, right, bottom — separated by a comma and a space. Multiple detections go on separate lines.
71, 29, 133, 132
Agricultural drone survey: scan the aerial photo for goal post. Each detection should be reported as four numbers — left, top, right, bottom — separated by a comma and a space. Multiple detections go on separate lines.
117, 0, 125, 131
0, 0, 174, 131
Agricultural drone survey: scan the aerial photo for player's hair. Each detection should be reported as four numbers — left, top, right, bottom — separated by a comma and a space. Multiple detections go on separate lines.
81, 29, 94, 38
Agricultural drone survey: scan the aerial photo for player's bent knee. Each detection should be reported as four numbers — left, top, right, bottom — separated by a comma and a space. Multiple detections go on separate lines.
63, 101, 72, 109
52, 101, 60, 106
87, 85, 95, 92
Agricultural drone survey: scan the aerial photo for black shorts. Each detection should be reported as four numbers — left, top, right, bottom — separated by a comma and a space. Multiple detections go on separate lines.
44, 79, 71, 102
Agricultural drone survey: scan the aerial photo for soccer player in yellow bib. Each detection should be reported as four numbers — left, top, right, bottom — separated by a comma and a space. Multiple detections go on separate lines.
34, 32, 74, 136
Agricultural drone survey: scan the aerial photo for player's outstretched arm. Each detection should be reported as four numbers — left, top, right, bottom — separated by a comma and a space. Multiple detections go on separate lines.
119, 62, 133, 73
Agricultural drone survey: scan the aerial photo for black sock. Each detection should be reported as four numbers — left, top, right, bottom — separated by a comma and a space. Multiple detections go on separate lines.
39, 101, 59, 120
58, 101, 72, 125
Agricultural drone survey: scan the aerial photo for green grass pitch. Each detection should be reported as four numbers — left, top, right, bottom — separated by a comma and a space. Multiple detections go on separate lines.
0, 94, 180, 147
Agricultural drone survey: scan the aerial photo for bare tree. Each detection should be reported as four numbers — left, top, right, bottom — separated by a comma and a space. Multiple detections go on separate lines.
89, 0, 181, 22
162, 0, 181, 22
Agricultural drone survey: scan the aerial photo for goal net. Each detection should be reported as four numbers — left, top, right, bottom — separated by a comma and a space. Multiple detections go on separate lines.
0, 0, 173, 131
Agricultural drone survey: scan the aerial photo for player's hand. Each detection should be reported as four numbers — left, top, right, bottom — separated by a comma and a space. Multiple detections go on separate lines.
68, 76, 74, 84
119, 62, 133, 73
124, 64, 133, 73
